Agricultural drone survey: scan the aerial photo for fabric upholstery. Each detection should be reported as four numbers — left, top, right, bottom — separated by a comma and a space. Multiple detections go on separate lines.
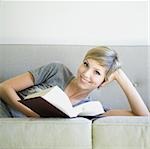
93, 116, 150, 149
0, 118, 92, 149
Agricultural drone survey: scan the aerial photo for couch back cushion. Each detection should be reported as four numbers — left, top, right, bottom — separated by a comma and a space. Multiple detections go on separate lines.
0, 45, 149, 110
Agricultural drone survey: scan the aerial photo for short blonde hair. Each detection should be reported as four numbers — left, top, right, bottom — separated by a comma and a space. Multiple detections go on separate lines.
84, 46, 121, 80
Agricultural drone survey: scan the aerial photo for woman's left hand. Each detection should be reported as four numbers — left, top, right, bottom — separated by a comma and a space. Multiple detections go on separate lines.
100, 69, 120, 87
101, 68, 150, 116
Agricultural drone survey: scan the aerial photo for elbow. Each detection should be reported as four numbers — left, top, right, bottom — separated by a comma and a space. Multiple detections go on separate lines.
140, 110, 150, 116
143, 112, 150, 116
0, 82, 11, 98
0, 82, 8, 90
139, 113, 150, 116
133, 111, 150, 116
0, 83, 6, 98
0, 81, 11, 89
140, 113, 150, 116
0, 83, 4, 97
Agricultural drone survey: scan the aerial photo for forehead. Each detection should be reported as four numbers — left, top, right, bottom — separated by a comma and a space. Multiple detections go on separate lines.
86, 59, 107, 73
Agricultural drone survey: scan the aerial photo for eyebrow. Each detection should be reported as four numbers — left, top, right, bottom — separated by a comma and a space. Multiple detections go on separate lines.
86, 59, 102, 72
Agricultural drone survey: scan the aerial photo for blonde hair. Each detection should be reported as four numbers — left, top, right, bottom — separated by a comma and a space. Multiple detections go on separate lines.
84, 46, 121, 80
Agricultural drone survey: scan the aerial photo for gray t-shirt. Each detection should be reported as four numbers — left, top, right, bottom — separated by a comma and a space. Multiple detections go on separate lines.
5, 63, 110, 117
18, 63, 75, 99
8, 63, 92, 117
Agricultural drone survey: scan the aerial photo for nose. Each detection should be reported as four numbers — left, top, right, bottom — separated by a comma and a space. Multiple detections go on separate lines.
82, 69, 91, 78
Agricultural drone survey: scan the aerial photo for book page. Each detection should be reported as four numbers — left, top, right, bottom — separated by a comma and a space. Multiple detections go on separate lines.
74, 101, 104, 116
42, 86, 78, 117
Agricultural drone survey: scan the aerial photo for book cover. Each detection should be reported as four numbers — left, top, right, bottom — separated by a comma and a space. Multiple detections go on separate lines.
19, 86, 104, 118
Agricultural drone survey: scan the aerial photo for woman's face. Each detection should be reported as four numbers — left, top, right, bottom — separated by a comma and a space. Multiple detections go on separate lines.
76, 59, 107, 90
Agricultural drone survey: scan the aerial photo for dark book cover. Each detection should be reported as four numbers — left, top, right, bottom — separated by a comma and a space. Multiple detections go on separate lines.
19, 97, 70, 118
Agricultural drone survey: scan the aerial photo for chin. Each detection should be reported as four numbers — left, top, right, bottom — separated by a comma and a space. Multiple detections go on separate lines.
76, 75, 96, 90
76, 79, 87, 90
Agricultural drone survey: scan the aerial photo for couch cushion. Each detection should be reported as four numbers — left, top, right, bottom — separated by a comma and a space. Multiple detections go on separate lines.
93, 116, 150, 149
0, 117, 92, 149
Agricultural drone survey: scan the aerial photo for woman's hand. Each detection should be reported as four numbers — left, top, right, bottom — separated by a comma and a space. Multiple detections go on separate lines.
101, 68, 150, 116
100, 69, 120, 87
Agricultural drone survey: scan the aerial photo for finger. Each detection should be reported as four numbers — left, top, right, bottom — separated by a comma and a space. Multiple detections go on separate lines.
101, 81, 110, 87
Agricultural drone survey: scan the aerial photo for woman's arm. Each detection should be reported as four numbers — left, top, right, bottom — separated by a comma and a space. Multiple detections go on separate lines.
102, 69, 150, 116
0, 72, 39, 117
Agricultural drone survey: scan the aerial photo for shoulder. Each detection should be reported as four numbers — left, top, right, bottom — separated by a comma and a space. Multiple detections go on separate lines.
43, 62, 71, 73
50, 62, 73, 76
43, 62, 67, 69
30, 62, 73, 80
31, 62, 67, 73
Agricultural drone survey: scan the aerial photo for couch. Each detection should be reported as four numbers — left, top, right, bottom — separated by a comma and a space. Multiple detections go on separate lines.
0, 45, 150, 149
0, 108, 150, 149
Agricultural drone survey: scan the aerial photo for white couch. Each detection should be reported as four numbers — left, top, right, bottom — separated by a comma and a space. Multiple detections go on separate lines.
0, 116, 149, 149
0, 44, 150, 149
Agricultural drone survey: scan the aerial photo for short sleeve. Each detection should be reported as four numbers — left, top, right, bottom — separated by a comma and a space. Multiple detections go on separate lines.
29, 63, 60, 85
29, 63, 74, 90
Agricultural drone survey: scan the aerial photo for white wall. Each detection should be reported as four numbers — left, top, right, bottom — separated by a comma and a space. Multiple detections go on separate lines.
148, 46, 150, 108
0, 1, 148, 45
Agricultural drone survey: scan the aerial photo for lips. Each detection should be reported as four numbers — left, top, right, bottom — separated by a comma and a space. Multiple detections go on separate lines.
80, 75, 90, 84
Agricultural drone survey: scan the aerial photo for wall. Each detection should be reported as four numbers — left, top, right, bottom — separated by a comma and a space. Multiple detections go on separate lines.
0, 1, 148, 45
148, 1, 150, 108
0, 1, 149, 108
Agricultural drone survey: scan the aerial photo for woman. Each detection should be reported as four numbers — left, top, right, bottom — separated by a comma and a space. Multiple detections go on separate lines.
0, 46, 149, 117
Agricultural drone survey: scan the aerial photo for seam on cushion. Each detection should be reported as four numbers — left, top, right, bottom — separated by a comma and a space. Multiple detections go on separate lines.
0, 119, 92, 125
93, 123, 150, 126
0, 121, 92, 125
0, 147, 91, 149
0, 145, 91, 148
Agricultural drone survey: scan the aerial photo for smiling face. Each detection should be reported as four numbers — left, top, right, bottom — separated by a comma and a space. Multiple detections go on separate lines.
76, 58, 107, 90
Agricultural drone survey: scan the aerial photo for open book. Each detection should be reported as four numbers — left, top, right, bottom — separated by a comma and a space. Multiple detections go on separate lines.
19, 86, 104, 118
